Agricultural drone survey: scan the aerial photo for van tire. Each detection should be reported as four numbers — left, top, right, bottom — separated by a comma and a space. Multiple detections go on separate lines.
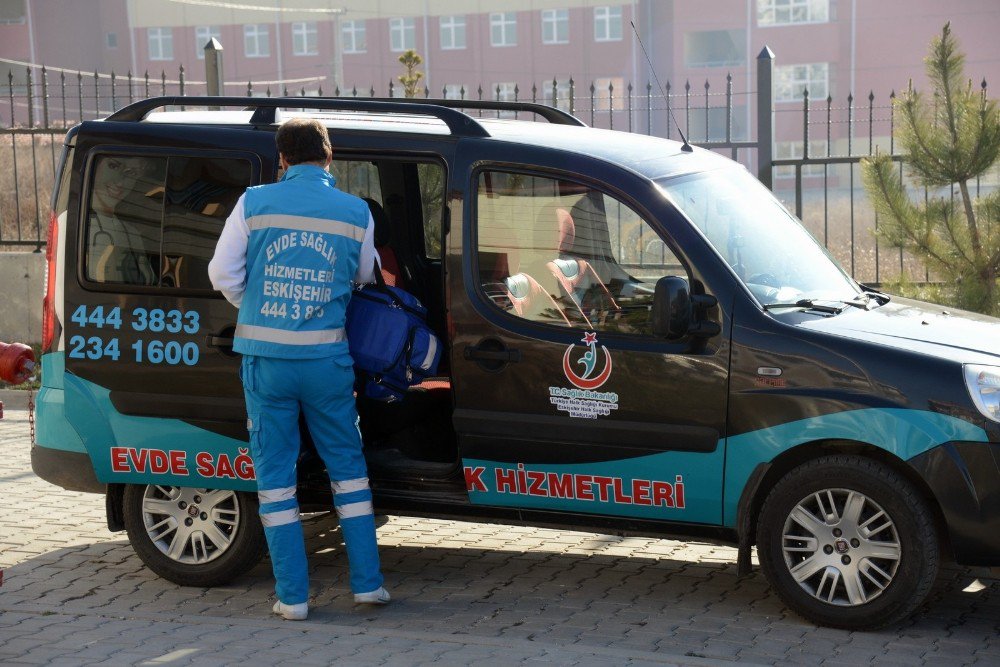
756, 455, 938, 630
123, 484, 267, 587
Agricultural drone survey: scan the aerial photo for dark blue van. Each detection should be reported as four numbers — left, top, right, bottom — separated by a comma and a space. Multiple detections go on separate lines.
33, 97, 1000, 629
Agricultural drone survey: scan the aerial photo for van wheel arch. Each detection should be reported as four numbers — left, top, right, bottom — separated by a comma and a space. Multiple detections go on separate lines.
737, 440, 951, 569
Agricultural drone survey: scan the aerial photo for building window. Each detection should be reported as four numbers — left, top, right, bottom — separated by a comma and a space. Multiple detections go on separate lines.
684, 30, 746, 68
593, 77, 625, 111
775, 140, 829, 178
148, 27, 174, 61
493, 83, 518, 118
244, 24, 270, 58
439, 15, 466, 50
543, 78, 572, 111
493, 82, 518, 116
0, 0, 26, 24
490, 12, 517, 47
389, 17, 415, 52
292, 21, 318, 56
775, 62, 829, 102
688, 106, 748, 142
443, 83, 466, 99
342, 20, 366, 54
758, 0, 829, 26
195, 26, 221, 59
106, 32, 118, 49
594, 6, 622, 42
542, 9, 569, 45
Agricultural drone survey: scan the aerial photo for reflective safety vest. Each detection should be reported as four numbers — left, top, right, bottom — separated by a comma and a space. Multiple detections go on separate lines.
234, 164, 370, 359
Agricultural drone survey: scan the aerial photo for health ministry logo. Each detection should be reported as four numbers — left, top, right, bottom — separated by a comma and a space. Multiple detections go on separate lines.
562, 331, 612, 390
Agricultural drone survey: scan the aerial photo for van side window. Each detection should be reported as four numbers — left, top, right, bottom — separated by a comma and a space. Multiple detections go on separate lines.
162, 156, 252, 289
417, 163, 445, 259
84, 154, 252, 290
85, 155, 165, 286
329, 160, 382, 203
330, 159, 445, 261
476, 170, 686, 336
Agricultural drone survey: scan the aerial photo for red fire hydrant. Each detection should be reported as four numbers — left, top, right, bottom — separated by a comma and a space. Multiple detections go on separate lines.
0, 341, 36, 420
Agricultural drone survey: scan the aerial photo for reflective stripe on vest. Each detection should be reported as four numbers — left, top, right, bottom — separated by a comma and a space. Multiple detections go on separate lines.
236, 324, 346, 346
246, 213, 367, 240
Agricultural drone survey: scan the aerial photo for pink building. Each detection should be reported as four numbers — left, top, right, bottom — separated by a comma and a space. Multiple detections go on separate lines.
1, 0, 997, 148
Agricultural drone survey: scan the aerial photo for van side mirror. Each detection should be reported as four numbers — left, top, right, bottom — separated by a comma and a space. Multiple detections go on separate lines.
652, 276, 691, 339
652, 276, 721, 340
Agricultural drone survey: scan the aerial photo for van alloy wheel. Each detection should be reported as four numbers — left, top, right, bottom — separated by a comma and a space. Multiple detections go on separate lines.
756, 455, 939, 630
141, 486, 240, 564
123, 484, 267, 587
781, 488, 901, 606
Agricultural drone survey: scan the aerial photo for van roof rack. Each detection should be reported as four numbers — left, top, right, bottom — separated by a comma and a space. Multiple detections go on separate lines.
365, 97, 586, 127
105, 96, 586, 137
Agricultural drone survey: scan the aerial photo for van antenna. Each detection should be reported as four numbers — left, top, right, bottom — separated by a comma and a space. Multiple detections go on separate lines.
630, 20, 693, 153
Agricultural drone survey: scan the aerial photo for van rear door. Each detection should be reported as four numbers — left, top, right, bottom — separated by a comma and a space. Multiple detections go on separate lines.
61, 122, 271, 490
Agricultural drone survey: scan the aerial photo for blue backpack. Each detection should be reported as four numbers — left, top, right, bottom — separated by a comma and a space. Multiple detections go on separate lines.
345, 268, 442, 402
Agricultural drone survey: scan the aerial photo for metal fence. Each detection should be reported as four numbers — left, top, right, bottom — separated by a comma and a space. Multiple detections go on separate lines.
3, 50, 996, 286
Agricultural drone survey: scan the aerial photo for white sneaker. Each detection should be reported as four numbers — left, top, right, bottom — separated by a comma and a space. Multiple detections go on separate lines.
272, 600, 308, 620
353, 586, 391, 605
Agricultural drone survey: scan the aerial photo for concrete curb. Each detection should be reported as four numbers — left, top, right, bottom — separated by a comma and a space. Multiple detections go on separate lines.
0, 389, 31, 410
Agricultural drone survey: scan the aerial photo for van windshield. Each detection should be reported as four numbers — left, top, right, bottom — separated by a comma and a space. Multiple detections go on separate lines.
657, 167, 862, 308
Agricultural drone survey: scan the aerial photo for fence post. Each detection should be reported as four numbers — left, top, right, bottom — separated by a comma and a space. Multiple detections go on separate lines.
41, 66, 50, 130
627, 82, 633, 133
589, 81, 595, 125
205, 38, 224, 103
77, 71, 84, 122
26, 67, 35, 127
756, 46, 775, 190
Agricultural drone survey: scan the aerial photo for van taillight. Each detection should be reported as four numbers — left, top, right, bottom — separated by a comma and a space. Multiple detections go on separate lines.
41, 212, 58, 353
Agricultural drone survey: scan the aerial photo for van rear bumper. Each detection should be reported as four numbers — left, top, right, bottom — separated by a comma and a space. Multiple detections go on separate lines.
31, 445, 105, 494
909, 441, 1000, 566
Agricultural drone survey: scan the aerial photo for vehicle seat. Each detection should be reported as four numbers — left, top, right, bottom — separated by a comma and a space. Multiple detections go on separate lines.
546, 208, 620, 319
364, 197, 402, 287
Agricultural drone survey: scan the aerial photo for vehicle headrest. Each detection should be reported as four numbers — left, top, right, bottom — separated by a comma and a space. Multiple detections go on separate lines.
505, 273, 531, 300
363, 197, 391, 247
556, 207, 575, 253
550, 258, 580, 279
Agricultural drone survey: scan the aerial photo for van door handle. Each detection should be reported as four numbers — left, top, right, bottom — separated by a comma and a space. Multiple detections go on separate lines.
464, 347, 520, 362
464, 339, 520, 364
206, 335, 234, 348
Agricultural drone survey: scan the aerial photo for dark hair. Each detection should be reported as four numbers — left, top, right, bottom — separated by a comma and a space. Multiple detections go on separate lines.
275, 118, 332, 165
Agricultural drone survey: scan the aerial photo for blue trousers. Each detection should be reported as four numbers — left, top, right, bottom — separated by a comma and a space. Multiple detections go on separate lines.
242, 354, 383, 604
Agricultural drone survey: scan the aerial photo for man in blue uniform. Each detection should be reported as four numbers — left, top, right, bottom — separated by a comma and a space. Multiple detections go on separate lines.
209, 118, 389, 621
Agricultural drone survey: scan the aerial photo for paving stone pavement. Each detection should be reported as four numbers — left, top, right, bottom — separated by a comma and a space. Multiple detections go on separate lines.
2, 408, 1000, 666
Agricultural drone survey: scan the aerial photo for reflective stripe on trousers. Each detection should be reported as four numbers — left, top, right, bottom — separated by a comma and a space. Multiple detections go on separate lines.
330, 475, 380, 593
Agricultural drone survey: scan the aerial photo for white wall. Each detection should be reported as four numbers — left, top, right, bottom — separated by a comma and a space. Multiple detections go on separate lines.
0, 252, 44, 346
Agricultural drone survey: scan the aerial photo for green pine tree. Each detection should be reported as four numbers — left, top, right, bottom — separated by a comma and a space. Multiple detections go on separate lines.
861, 23, 1000, 315
397, 50, 424, 99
